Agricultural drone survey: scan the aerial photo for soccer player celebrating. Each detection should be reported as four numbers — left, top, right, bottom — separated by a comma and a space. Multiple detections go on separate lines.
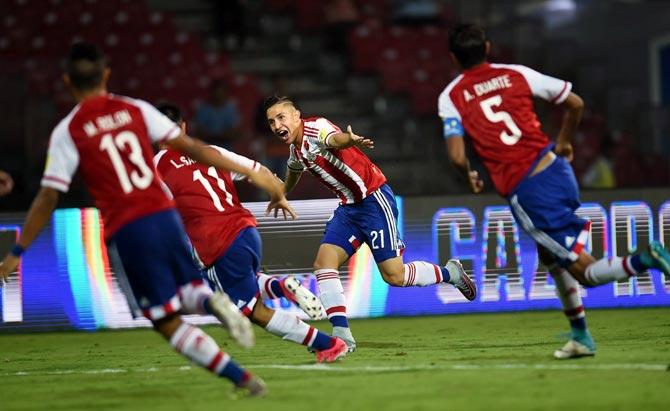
153, 102, 347, 363
0, 42, 290, 395
439, 24, 670, 359
265, 96, 477, 351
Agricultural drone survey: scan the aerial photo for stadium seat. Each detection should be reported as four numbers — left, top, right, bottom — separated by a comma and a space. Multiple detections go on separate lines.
377, 48, 413, 93
348, 23, 384, 73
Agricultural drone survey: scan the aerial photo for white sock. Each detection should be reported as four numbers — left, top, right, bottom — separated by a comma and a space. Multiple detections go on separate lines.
402, 262, 443, 286
178, 280, 213, 315
314, 269, 348, 324
257, 273, 280, 300
551, 268, 585, 320
265, 310, 316, 346
169, 323, 230, 374
584, 256, 636, 286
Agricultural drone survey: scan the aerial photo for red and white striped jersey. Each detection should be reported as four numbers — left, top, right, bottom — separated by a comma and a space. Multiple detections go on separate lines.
438, 63, 571, 196
153, 146, 259, 267
41, 93, 179, 238
287, 117, 386, 204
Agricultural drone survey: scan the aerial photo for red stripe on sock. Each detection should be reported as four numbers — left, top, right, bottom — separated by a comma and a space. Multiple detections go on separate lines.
326, 306, 347, 315
316, 271, 339, 281
207, 351, 224, 371
302, 327, 315, 346
433, 264, 442, 283
264, 279, 276, 299
564, 305, 584, 317
622, 256, 636, 277
176, 326, 196, 352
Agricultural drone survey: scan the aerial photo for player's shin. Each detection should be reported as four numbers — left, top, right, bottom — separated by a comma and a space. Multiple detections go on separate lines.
550, 266, 590, 339
315, 269, 349, 328
264, 309, 336, 351
168, 321, 250, 385
583, 256, 640, 286
402, 261, 447, 286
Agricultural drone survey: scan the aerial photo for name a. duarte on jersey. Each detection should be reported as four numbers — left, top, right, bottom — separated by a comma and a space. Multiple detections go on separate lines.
432, 200, 670, 303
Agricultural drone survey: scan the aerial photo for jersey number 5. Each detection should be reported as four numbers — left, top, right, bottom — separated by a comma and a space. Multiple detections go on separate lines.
100, 131, 154, 194
480, 95, 522, 145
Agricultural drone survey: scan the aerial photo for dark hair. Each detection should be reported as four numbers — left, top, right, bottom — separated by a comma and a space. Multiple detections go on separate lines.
449, 24, 488, 69
155, 101, 183, 124
262, 94, 295, 113
64, 42, 107, 90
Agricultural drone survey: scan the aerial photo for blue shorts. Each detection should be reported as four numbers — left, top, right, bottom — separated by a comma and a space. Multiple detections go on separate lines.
107, 209, 203, 321
322, 184, 405, 263
202, 227, 261, 316
508, 154, 590, 268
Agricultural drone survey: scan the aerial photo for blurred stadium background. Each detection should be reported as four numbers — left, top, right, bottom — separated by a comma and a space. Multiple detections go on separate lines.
1, 0, 670, 211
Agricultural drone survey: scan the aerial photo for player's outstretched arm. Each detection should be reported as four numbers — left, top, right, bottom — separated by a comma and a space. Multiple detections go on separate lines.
283, 167, 302, 195
554, 92, 584, 162
446, 136, 484, 194
252, 164, 298, 220
326, 125, 374, 149
166, 134, 297, 219
0, 187, 60, 283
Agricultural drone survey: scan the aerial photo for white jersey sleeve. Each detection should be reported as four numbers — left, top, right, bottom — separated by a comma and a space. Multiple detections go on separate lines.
41, 118, 80, 192
152, 149, 175, 199
310, 117, 339, 147
211, 145, 260, 181
287, 144, 304, 171
135, 99, 182, 143
438, 75, 465, 138
493, 64, 572, 104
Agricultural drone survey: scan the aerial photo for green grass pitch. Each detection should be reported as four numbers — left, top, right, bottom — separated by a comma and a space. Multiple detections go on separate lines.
1, 308, 669, 411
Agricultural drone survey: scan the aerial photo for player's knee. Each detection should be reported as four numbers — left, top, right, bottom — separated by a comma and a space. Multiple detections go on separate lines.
567, 267, 594, 288
249, 302, 273, 327
379, 268, 404, 287
152, 313, 182, 339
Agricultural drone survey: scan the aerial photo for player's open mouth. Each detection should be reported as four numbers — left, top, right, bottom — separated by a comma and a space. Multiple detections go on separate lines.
277, 130, 289, 140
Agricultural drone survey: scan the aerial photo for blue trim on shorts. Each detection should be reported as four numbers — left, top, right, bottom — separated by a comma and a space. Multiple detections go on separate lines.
322, 184, 405, 263
508, 154, 588, 268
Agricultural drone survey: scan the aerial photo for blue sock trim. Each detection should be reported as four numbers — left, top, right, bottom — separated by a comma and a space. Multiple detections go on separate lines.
440, 266, 451, 283
630, 254, 645, 272
570, 317, 586, 330
311, 331, 335, 351
270, 279, 285, 298
220, 360, 246, 384
330, 315, 349, 328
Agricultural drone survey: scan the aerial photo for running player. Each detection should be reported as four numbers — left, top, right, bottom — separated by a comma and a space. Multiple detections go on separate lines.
265, 96, 477, 351
0, 42, 289, 395
438, 24, 670, 359
154, 102, 324, 321
153, 102, 346, 363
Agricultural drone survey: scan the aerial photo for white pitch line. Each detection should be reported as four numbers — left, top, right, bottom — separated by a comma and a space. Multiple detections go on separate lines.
2, 362, 668, 377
